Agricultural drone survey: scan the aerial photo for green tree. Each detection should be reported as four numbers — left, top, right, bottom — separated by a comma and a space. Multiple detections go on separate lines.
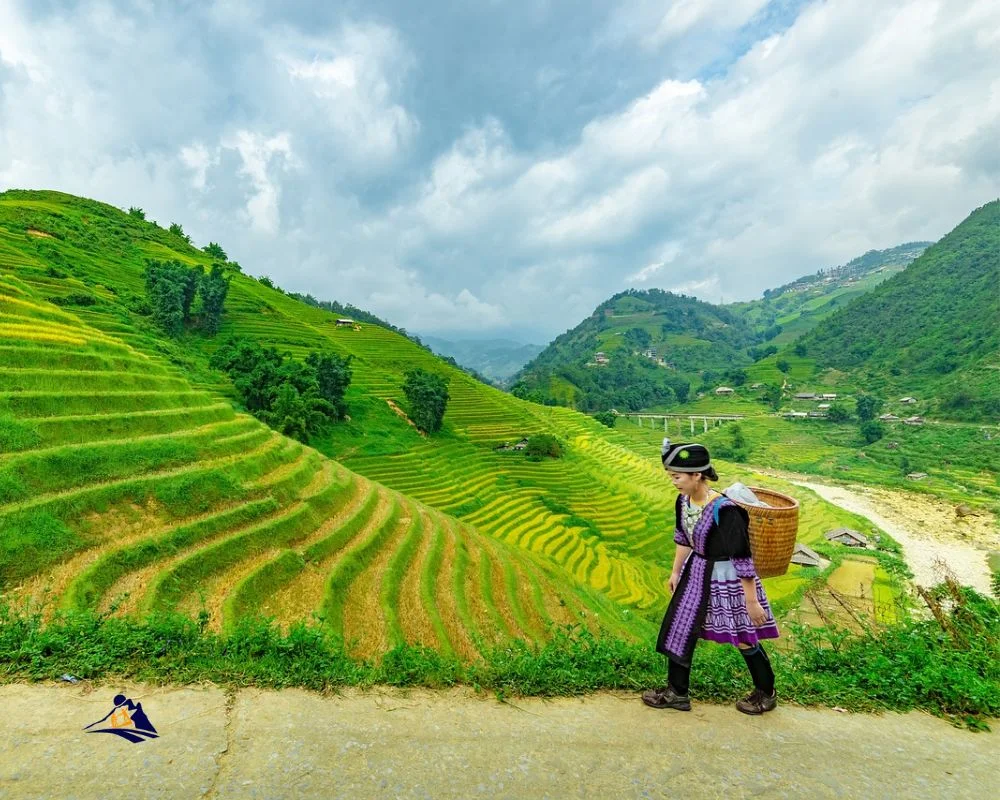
402, 369, 450, 433
725, 368, 747, 387
793, 342, 808, 357
860, 420, 886, 444
203, 242, 228, 261
264, 383, 334, 442
594, 411, 616, 428
762, 384, 782, 410
525, 434, 563, 460
199, 264, 230, 335
168, 222, 191, 243
143, 260, 201, 337
856, 393, 883, 422
714, 424, 749, 462
776, 359, 791, 374
127, 206, 145, 220
827, 403, 852, 422
624, 327, 652, 351
668, 378, 690, 404
305, 351, 353, 419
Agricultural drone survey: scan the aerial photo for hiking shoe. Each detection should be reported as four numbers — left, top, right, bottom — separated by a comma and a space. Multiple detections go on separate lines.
736, 689, 777, 715
641, 686, 691, 711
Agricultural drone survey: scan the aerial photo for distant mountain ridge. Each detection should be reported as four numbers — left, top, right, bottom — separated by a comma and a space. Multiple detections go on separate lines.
420, 336, 544, 384
513, 289, 761, 411
514, 242, 932, 412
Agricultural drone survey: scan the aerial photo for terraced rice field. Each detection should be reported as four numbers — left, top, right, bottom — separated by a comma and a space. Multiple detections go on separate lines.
0, 275, 650, 658
0, 191, 894, 647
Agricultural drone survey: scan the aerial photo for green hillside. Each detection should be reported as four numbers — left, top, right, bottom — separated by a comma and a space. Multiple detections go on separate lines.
514, 289, 761, 411
513, 244, 930, 413
799, 201, 1000, 420
0, 189, 899, 661
730, 242, 930, 346
0, 273, 644, 659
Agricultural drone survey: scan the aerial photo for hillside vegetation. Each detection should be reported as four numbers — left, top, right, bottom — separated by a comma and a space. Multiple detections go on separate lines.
799, 201, 1000, 420
731, 242, 929, 346
0, 273, 646, 659
514, 244, 929, 412
514, 290, 761, 411
0, 189, 933, 667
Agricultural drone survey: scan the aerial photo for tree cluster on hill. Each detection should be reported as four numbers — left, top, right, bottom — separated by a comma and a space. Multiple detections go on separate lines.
525, 434, 563, 461
514, 289, 755, 411
801, 201, 1000, 421
142, 259, 230, 337
210, 337, 352, 442
402, 368, 450, 434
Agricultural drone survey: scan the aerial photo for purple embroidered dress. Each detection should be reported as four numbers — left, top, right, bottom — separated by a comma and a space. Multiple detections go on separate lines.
656, 494, 779, 666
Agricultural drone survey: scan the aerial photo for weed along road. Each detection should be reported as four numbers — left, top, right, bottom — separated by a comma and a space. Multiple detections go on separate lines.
0, 683, 994, 799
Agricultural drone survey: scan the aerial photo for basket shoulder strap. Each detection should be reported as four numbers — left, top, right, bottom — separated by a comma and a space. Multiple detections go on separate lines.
711, 496, 733, 527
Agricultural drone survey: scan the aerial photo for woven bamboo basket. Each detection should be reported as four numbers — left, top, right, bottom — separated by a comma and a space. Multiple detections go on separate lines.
734, 487, 799, 578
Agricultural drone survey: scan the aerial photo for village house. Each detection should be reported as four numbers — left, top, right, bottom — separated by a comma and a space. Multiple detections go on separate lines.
593, 352, 610, 365
904, 416, 925, 426
495, 438, 530, 452
808, 410, 827, 418
715, 386, 735, 395
642, 348, 657, 359
821, 393, 838, 400
825, 528, 869, 547
790, 543, 823, 568
817, 403, 831, 410
794, 392, 817, 400
783, 411, 808, 419
335, 318, 355, 328
750, 382, 764, 389
879, 413, 901, 422
907, 472, 929, 480
899, 396, 918, 404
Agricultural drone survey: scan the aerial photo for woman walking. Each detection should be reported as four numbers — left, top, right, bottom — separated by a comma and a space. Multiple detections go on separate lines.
642, 439, 780, 715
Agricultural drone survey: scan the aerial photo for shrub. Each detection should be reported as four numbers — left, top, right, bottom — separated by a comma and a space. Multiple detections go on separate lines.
594, 411, 616, 428
402, 369, 450, 434
860, 420, 886, 444
525, 434, 563, 460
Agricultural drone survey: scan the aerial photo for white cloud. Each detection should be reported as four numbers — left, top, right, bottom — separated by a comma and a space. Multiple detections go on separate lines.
278, 22, 418, 167
180, 143, 216, 190
606, 0, 771, 53
1, 0, 997, 339
221, 131, 297, 235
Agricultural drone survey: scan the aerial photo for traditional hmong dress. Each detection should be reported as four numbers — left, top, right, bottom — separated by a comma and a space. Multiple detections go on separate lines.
656, 493, 779, 666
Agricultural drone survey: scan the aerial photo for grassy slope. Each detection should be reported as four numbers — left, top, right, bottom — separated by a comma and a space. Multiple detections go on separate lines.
797, 201, 1000, 419
0, 190, 909, 639
729, 242, 930, 346
0, 277, 640, 660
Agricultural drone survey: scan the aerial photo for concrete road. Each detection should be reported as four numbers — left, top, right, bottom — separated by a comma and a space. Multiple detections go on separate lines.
0, 683, 994, 799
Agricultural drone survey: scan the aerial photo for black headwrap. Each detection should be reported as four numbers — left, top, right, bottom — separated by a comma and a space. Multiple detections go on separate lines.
660, 438, 719, 481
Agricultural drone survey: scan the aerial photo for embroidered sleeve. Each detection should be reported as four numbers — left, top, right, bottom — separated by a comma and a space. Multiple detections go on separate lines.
732, 555, 757, 579
674, 527, 691, 547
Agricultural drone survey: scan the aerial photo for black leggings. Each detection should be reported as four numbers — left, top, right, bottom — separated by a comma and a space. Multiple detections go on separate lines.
668, 643, 774, 696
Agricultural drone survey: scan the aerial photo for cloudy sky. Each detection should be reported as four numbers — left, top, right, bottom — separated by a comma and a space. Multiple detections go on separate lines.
1, 1, 997, 342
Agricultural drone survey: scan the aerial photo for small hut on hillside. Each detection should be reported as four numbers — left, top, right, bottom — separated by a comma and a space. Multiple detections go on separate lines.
825, 528, 869, 548
790, 543, 823, 568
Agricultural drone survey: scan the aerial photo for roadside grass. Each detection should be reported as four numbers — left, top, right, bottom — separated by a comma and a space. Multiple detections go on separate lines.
1, 581, 996, 729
